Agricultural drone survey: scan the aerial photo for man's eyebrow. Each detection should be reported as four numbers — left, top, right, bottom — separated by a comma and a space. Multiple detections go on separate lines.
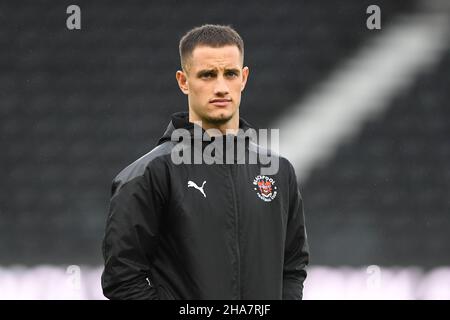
196, 68, 241, 77
196, 69, 217, 77
224, 68, 241, 73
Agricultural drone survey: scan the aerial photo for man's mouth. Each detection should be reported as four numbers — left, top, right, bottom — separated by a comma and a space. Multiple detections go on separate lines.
209, 98, 232, 107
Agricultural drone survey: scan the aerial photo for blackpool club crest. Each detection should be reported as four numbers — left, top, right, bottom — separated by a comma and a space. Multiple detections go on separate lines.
253, 175, 277, 202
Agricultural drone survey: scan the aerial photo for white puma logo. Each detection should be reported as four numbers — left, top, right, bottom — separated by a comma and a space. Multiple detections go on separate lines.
187, 180, 206, 198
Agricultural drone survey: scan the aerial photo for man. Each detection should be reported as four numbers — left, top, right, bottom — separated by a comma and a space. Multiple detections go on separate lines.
101, 24, 309, 300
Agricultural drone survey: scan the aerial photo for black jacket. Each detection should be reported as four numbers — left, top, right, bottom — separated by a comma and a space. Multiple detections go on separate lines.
101, 111, 309, 300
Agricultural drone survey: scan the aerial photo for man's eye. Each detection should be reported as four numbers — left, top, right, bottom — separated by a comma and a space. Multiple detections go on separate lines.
225, 72, 238, 77
201, 73, 214, 78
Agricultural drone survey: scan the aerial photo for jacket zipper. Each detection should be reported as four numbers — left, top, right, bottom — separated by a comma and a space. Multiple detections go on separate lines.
227, 164, 241, 299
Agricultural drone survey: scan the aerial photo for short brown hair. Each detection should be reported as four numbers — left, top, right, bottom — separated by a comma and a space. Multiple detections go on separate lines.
179, 24, 244, 71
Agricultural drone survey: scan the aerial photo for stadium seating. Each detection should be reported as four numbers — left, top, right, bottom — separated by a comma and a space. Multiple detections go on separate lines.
1, 0, 429, 265
305, 49, 450, 265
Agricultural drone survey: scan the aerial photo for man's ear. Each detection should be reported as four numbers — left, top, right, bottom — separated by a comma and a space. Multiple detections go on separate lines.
176, 70, 189, 95
241, 66, 249, 92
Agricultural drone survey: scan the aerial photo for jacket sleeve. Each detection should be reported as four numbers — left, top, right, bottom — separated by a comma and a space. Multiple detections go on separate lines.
101, 162, 167, 300
282, 161, 310, 300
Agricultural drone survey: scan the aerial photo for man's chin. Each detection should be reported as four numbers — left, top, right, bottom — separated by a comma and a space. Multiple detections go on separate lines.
202, 112, 233, 126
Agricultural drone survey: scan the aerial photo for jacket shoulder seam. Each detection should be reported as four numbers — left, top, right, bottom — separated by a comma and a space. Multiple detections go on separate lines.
112, 141, 174, 189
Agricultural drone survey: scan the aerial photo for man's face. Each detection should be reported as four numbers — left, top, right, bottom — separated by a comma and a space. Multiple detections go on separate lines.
176, 45, 249, 127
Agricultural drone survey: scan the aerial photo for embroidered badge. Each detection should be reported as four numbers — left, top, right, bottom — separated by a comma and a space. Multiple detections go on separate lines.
253, 175, 277, 202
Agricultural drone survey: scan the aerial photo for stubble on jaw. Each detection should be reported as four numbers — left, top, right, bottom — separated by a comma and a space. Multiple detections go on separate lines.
201, 113, 233, 126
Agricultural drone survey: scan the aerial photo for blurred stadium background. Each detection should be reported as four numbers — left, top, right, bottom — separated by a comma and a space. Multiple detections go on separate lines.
1, 0, 449, 299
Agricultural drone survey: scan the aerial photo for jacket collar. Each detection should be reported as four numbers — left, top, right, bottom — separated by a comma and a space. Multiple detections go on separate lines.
157, 111, 254, 146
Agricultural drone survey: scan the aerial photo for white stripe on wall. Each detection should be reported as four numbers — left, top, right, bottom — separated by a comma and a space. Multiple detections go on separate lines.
274, 10, 450, 182
1, 265, 450, 299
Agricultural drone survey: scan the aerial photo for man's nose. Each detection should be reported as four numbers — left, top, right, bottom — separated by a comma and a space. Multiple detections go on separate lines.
214, 76, 229, 96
